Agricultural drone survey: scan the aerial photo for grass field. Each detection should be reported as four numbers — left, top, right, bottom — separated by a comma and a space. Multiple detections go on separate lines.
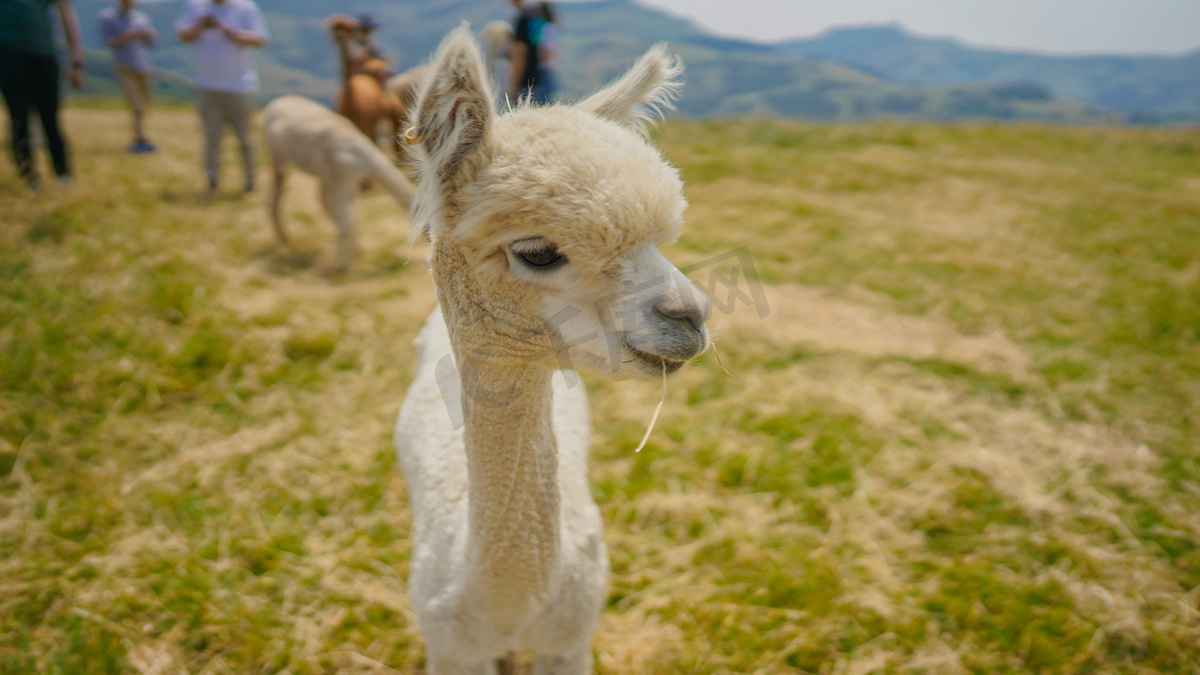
2, 104, 1198, 674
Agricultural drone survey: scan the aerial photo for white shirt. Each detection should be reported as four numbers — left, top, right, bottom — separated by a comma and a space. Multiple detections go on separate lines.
174, 0, 269, 94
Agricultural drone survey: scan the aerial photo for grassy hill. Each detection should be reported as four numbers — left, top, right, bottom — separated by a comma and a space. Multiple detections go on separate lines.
2, 105, 1199, 672
75, 0, 1117, 123
778, 24, 1200, 124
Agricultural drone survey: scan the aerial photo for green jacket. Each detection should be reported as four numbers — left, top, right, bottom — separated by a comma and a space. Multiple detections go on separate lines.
0, 0, 58, 57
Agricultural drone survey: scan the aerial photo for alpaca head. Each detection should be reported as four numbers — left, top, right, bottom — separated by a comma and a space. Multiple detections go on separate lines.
478, 20, 514, 61
326, 14, 362, 47
410, 25, 710, 379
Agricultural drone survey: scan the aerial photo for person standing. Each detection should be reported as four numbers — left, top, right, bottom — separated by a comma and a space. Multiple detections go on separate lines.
99, 0, 158, 154
174, 0, 268, 195
507, 0, 559, 105
0, 0, 87, 190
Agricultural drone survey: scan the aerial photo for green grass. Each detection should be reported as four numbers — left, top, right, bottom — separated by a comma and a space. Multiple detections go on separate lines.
2, 106, 1199, 673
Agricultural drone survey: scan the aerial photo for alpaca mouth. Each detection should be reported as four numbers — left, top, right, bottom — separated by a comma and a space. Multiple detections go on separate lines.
621, 337, 686, 375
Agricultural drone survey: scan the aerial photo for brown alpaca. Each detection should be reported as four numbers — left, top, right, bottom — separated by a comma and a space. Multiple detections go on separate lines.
327, 15, 399, 147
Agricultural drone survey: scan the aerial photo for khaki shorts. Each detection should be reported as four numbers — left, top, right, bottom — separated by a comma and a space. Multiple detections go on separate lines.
115, 63, 152, 115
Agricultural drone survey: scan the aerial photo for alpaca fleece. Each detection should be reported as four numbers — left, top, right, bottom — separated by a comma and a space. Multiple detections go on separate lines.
394, 26, 710, 674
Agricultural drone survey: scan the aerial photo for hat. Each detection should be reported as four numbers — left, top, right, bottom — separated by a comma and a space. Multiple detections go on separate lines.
359, 13, 381, 31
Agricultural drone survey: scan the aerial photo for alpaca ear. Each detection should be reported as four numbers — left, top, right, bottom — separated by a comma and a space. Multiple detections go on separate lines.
410, 24, 494, 198
577, 43, 683, 135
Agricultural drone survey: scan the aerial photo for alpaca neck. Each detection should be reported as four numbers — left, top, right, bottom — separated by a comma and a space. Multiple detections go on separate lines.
458, 354, 560, 627
431, 238, 563, 629
337, 44, 361, 117
338, 43, 352, 87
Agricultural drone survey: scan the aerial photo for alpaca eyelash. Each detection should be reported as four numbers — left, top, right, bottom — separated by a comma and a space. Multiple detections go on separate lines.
511, 240, 567, 271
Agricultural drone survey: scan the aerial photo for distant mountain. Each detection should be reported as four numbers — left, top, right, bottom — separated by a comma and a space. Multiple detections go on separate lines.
76, 0, 1122, 123
777, 24, 1200, 123
552, 1, 1111, 122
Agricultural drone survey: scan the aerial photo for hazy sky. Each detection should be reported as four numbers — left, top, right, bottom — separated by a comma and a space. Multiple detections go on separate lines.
590, 0, 1200, 56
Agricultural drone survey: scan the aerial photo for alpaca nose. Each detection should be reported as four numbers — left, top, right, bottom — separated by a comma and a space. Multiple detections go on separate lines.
654, 299, 706, 334
653, 272, 710, 335
652, 267, 705, 331
635, 254, 711, 346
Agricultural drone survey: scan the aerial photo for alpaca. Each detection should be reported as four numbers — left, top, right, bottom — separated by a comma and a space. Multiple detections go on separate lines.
394, 26, 709, 674
328, 15, 395, 146
259, 95, 417, 271
477, 20, 514, 90
326, 14, 368, 75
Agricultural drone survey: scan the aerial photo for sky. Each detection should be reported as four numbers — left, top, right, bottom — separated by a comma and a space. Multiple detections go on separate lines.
593, 0, 1200, 56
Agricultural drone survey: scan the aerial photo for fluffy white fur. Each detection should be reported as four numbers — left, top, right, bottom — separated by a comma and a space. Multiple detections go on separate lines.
260, 95, 417, 271
394, 26, 710, 674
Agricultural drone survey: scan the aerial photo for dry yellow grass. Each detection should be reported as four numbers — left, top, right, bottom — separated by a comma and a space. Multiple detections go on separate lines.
2, 106, 1198, 673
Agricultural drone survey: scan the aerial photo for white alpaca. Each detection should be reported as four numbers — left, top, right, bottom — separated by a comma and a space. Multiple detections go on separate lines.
259, 95, 417, 271
478, 20, 514, 90
394, 26, 710, 675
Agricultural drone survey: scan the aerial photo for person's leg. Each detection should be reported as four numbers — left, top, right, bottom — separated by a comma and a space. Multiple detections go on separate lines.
229, 92, 257, 192
529, 82, 548, 106
535, 68, 557, 105
115, 64, 147, 146
137, 70, 154, 146
0, 47, 37, 186
196, 88, 223, 191
27, 53, 69, 179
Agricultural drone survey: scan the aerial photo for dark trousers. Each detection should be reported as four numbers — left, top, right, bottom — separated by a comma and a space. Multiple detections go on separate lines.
0, 46, 70, 184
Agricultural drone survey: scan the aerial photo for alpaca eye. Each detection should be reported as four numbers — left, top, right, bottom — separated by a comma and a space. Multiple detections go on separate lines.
516, 246, 566, 270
